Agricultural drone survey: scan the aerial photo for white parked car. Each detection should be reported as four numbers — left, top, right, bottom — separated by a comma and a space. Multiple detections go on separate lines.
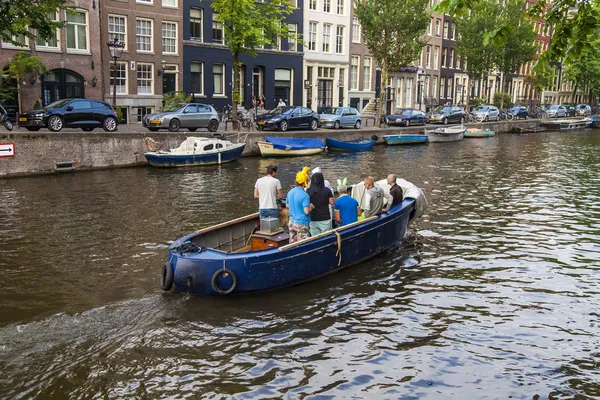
546, 104, 567, 118
575, 104, 591, 116
472, 105, 500, 121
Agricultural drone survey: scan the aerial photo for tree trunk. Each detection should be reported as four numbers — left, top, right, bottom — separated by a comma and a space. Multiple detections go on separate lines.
571, 82, 578, 104
376, 64, 388, 128
466, 79, 475, 113
499, 73, 505, 109
232, 55, 240, 131
16, 78, 22, 129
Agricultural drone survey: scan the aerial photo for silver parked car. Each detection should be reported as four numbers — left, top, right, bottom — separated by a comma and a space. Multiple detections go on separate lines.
143, 103, 220, 132
546, 104, 567, 118
575, 104, 591, 116
472, 105, 500, 121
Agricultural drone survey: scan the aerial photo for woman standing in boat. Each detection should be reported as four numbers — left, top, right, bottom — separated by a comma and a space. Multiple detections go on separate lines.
306, 172, 334, 236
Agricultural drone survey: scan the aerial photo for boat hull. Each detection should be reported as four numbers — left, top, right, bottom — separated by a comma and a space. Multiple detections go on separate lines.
325, 138, 376, 151
464, 129, 495, 138
540, 119, 591, 130
258, 141, 325, 157
384, 134, 429, 145
168, 199, 414, 295
427, 131, 464, 142
144, 143, 245, 167
593, 120, 600, 129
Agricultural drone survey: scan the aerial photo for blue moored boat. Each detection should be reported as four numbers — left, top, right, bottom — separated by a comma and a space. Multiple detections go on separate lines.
144, 136, 245, 167
325, 135, 378, 151
384, 134, 429, 145
159, 179, 427, 295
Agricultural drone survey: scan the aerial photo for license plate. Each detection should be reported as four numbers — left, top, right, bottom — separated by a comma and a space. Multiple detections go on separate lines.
258, 121, 265, 125
150, 119, 161, 124
319, 120, 324, 123
19, 117, 27, 122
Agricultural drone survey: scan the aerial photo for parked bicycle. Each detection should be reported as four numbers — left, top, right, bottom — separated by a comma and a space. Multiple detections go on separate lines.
0, 104, 13, 131
499, 109, 514, 121
218, 104, 233, 123
238, 111, 260, 132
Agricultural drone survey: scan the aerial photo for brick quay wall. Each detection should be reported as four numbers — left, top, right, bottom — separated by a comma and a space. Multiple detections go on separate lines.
0, 120, 540, 178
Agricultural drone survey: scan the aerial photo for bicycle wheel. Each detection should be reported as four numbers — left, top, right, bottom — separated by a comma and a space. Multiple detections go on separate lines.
506, 113, 514, 121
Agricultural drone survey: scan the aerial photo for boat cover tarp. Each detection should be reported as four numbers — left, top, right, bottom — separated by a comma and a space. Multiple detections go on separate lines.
265, 137, 325, 150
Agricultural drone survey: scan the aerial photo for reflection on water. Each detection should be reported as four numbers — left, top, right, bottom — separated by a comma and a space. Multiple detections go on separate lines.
1, 130, 599, 398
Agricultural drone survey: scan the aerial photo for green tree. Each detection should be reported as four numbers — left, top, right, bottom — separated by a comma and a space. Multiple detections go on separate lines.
353, 0, 430, 127
211, 0, 297, 130
0, 0, 66, 45
5, 52, 47, 115
524, 62, 554, 102
454, 0, 501, 112
562, 38, 600, 105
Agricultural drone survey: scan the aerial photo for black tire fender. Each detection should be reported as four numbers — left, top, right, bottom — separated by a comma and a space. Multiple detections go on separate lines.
211, 268, 237, 294
160, 262, 174, 291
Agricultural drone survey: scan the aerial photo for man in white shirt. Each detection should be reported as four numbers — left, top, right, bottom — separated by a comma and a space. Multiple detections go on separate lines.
277, 98, 286, 107
254, 164, 283, 219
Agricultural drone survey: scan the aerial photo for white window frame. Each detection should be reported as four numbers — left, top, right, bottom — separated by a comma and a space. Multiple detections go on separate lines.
110, 61, 128, 95
435, 19, 440, 36
107, 15, 127, 50
190, 8, 203, 41
337, 0, 344, 15
432, 76, 437, 98
352, 17, 360, 43
323, 0, 331, 13
322, 23, 331, 52
443, 21, 448, 39
426, 45, 431, 68
136, 0, 153, 5
136, 18, 153, 53
2, 34, 29, 49
190, 62, 204, 95
137, 63, 154, 95
66, 9, 90, 53
350, 56, 359, 90
212, 13, 224, 44
288, 23, 297, 52
162, 21, 178, 54
36, 12, 59, 50
335, 25, 344, 54
308, 22, 317, 51
213, 63, 225, 96
433, 46, 439, 70
363, 57, 372, 91
309, 0, 317, 10
162, 0, 177, 8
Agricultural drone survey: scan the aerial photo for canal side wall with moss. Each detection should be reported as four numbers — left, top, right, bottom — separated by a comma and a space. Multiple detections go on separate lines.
0, 120, 540, 178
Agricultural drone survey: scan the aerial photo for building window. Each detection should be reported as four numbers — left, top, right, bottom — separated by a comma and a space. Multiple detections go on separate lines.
36, 12, 59, 49
288, 23, 297, 52
449, 48, 454, 68
137, 107, 153, 123
66, 10, 88, 51
309, 0, 317, 10
443, 21, 449, 39
107, 15, 126, 48
212, 13, 224, 44
308, 22, 317, 51
352, 17, 360, 43
190, 8, 203, 41
350, 56, 359, 90
274, 69, 292, 105
440, 76, 445, 98
432, 76, 437, 98
322, 24, 331, 52
426, 45, 431, 68
427, 17, 432, 35
337, 0, 344, 14
109, 61, 127, 94
137, 63, 153, 94
213, 63, 224, 95
435, 19, 440, 36
324, 0, 331, 12
137, 0, 152, 4
3, 33, 28, 49
136, 19, 153, 52
433, 46, 439, 70
363, 57, 371, 90
448, 77, 453, 98
191, 62, 203, 94
162, 22, 177, 54
335, 26, 344, 54
162, 0, 176, 7
441, 47, 446, 68
451, 24, 455, 39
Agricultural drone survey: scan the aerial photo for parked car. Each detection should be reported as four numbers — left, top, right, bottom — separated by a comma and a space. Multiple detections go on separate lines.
428, 106, 468, 124
386, 108, 429, 126
19, 98, 119, 132
565, 105, 577, 117
546, 104, 567, 118
143, 103, 219, 132
256, 106, 319, 131
471, 105, 500, 121
319, 107, 362, 129
575, 104, 592, 116
509, 105, 529, 119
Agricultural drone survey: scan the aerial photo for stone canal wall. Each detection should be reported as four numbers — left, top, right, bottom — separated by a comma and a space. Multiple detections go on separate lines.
0, 120, 539, 178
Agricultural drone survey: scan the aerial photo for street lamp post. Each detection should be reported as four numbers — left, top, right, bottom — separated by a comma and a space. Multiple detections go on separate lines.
106, 37, 125, 109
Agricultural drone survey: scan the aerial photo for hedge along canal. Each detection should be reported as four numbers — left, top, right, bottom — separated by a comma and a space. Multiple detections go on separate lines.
0, 119, 540, 178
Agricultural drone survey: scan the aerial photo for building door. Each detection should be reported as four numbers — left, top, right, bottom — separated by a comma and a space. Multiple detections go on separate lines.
163, 73, 176, 95
41, 69, 84, 106
317, 80, 333, 112
274, 69, 292, 105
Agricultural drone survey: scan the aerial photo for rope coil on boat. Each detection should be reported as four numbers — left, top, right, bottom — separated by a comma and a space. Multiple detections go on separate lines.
171, 241, 203, 254
334, 231, 342, 266
211, 260, 237, 294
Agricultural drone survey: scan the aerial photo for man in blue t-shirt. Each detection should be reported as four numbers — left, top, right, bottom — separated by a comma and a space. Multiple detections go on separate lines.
334, 184, 361, 226
286, 178, 313, 243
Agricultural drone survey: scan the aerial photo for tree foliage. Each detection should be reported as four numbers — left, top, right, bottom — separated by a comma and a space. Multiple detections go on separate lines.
0, 0, 66, 45
562, 37, 600, 105
2, 52, 47, 113
211, 0, 296, 129
353, 0, 430, 126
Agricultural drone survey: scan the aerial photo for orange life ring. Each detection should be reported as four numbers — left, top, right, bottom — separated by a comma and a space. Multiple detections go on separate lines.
144, 137, 158, 152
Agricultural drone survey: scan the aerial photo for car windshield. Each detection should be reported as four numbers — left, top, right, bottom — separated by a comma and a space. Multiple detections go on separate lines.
475, 106, 490, 112
394, 109, 410, 115
548, 105, 560, 110
42, 99, 71, 110
164, 103, 186, 112
510, 107, 520, 112
269, 107, 289, 115
322, 107, 342, 115
432, 106, 452, 114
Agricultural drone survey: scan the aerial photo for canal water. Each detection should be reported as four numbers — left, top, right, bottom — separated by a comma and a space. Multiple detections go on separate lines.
1, 130, 599, 399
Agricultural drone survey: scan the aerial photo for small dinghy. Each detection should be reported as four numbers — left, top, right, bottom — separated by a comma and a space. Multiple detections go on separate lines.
464, 128, 495, 138
257, 137, 325, 157
144, 135, 245, 167
510, 126, 547, 134
384, 134, 428, 145
325, 135, 377, 151
426, 125, 466, 142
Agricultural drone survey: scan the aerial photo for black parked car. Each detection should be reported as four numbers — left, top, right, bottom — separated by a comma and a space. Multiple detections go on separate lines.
256, 106, 319, 131
19, 98, 119, 132
564, 105, 577, 117
509, 105, 529, 119
428, 106, 467, 125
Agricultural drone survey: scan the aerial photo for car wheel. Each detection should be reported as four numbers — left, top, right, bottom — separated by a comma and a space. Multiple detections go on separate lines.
208, 119, 219, 132
354, 120, 361, 129
485, 116, 489, 122
279, 120, 288, 132
82, 127, 94, 132
443, 118, 448, 125
25, 127, 40, 131
405, 119, 410, 127
188, 128, 197, 132
103, 116, 118, 132
168, 119, 180, 132
333, 120, 340, 129
148, 127, 159, 132
460, 117, 465, 124
525, 115, 528, 120
48, 115, 63, 132
310, 119, 318, 131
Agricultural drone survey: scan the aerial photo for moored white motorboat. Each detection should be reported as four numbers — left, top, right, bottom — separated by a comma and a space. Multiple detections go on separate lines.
144, 136, 246, 167
426, 125, 466, 142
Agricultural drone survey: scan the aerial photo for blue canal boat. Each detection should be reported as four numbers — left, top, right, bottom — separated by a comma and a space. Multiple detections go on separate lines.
144, 136, 246, 167
384, 134, 429, 145
160, 190, 423, 295
325, 136, 377, 151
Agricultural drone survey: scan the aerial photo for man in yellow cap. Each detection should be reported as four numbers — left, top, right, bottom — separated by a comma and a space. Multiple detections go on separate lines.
285, 168, 314, 242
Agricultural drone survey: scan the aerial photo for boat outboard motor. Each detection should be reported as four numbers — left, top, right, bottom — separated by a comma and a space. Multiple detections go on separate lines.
0, 104, 13, 131
371, 135, 378, 141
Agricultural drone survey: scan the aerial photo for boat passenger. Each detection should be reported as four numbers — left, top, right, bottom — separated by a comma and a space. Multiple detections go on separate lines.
286, 173, 313, 243
334, 184, 361, 226
254, 164, 283, 219
312, 166, 334, 220
387, 174, 404, 207
297, 166, 311, 189
307, 172, 334, 236
363, 176, 392, 218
